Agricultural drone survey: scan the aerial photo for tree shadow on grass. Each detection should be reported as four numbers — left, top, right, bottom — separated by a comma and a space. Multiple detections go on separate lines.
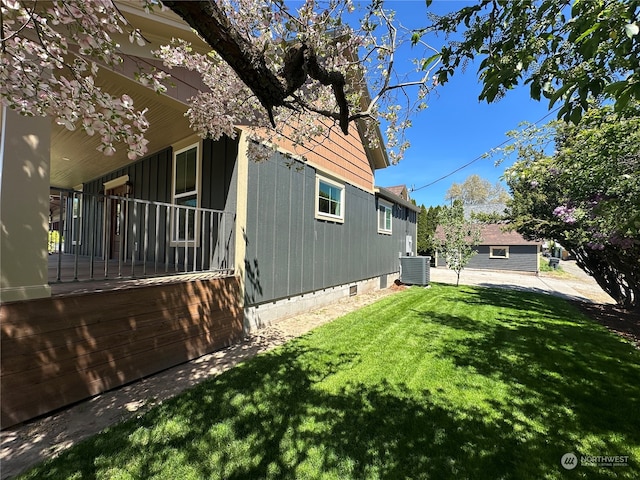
21, 322, 640, 480
451, 284, 571, 320
18, 285, 640, 480
413, 286, 640, 476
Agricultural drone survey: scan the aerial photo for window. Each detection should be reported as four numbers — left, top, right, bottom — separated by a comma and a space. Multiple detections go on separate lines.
378, 200, 393, 234
316, 175, 344, 222
172, 143, 200, 243
71, 185, 83, 245
490, 246, 509, 259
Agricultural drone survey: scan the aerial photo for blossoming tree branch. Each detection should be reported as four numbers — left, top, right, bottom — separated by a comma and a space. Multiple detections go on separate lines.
0, 0, 441, 163
502, 106, 640, 310
2, 0, 638, 163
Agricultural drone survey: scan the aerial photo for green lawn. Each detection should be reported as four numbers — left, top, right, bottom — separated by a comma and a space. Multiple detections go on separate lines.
19, 284, 640, 479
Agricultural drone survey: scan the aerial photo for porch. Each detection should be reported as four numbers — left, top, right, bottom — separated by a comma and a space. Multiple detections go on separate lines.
1, 273, 244, 429
47, 253, 234, 296
1, 189, 242, 428
47, 188, 236, 295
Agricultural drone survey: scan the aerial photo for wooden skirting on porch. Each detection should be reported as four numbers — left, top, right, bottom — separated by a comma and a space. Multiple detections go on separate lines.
1, 276, 243, 429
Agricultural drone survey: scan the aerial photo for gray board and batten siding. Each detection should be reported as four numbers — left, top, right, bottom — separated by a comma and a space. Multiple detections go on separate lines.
468, 244, 539, 272
67, 134, 416, 302
436, 244, 539, 273
243, 151, 417, 307
75, 137, 238, 268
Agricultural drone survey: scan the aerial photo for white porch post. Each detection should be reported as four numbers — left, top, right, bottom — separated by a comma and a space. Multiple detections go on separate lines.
235, 131, 249, 332
0, 107, 52, 303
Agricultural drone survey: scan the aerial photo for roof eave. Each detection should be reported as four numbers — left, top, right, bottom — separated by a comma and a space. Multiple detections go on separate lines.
375, 186, 420, 212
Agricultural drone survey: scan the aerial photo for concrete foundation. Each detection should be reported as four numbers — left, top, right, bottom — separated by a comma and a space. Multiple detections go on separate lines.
243, 273, 399, 334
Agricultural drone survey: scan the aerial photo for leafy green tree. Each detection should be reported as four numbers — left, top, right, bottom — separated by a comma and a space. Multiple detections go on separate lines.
417, 205, 429, 256
418, 0, 640, 124
503, 104, 640, 310
470, 211, 506, 224
436, 201, 482, 286
417, 205, 441, 256
445, 174, 510, 205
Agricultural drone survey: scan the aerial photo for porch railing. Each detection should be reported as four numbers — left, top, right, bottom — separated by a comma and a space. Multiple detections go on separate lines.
49, 188, 235, 283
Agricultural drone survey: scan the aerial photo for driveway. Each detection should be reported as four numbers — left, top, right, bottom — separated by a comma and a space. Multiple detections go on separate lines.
429, 259, 615, 305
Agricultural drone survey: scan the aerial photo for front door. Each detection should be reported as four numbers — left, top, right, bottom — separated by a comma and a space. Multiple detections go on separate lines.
106, 184, 127, 260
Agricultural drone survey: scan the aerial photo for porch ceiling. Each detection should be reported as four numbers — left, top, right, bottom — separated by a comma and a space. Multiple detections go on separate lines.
50, 67, 196, 189
50, 2, 211, 190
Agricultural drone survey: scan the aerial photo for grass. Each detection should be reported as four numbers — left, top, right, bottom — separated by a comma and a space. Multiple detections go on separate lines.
539, 258, 561, 272
538, 255, 572, 277
19, 284, 640, 479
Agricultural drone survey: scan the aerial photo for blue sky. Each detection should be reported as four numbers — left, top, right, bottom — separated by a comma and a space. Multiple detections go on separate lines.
368, 1, 556, 207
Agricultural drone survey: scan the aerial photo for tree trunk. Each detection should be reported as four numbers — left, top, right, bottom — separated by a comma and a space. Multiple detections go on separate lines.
573, 247, 639, 312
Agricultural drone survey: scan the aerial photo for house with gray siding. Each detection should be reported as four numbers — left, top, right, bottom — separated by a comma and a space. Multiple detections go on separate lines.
0, 3, 419, 426
75, 134, 418, 330
243, 162, 418, 327
1, 2, 419, 317
435, 223, 541, 273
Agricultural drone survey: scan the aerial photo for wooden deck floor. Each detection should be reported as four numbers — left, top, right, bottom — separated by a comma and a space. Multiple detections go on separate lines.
48, 254, 233, 296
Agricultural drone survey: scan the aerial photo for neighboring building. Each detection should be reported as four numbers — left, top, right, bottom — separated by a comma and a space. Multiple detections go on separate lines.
435, 223, 541, 273
385, 185, 410, 201
0, 4, 418, 426
469, 224, 540, 272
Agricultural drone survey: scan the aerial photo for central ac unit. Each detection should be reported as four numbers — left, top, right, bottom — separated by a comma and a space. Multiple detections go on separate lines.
400, 256, 431, 286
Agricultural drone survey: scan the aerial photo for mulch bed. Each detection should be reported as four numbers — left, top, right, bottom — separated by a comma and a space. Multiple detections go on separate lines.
572, 301, 640, 350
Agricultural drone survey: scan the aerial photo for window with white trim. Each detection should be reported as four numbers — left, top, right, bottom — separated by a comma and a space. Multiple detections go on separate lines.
71, 185, 83, 245
378, 200, 393, 234
316, 175, 345, 222
172, 143, 200, 243
490, 246, 509, 259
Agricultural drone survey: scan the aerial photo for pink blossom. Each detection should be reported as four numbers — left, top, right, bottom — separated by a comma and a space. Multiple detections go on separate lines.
553, 205, 577, 224
103, 145, 116, 156
1, 0, 418, 162
610, 234, 636, 250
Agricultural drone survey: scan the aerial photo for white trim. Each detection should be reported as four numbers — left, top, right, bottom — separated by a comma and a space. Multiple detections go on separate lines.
103, 175, 130, 191
0, 284, 52, 303
377, 199, 393, 234
315, 174, 345, 223
171, 142, 201, 246
490, 246, 510, 259
172, 134, 203, 153
235, 131, 250, 313
305, 158, 375, 194
375, 186, 420, 212
71, 185, 83, 246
